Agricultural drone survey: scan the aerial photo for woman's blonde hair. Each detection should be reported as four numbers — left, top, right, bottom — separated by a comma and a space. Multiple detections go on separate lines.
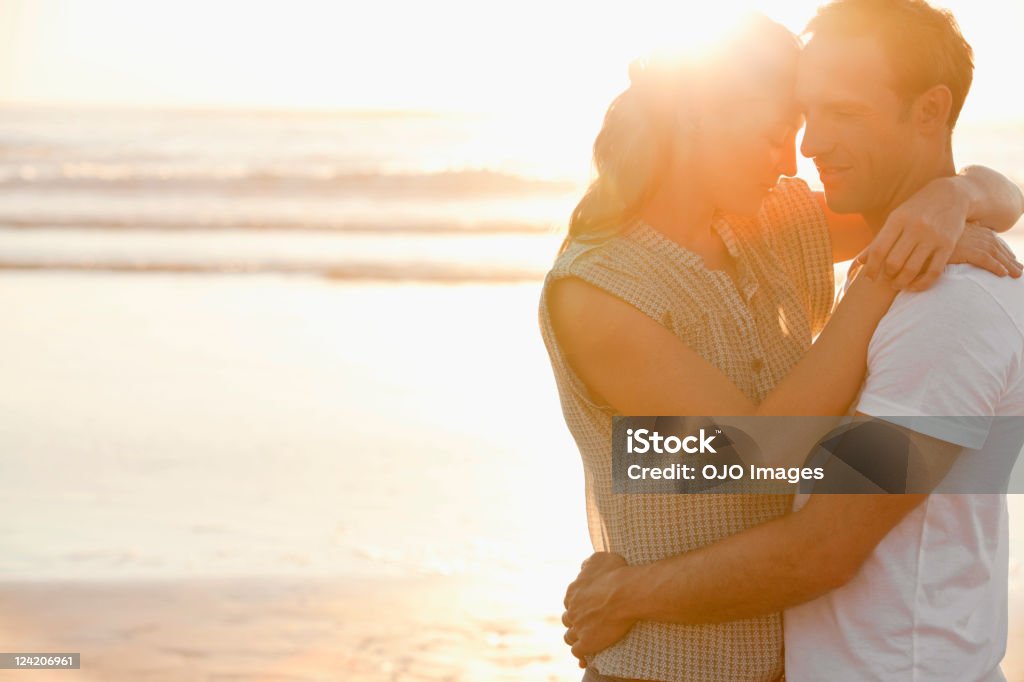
562, 13, 800, 254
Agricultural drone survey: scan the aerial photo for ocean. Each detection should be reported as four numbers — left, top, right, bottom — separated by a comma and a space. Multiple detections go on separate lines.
1, 105, 1022, 279
0, 105, 588, 281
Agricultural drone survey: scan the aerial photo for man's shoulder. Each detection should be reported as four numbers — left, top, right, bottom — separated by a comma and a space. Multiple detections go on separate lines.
860, 265, 1024, 437
885, 264, 1024, 341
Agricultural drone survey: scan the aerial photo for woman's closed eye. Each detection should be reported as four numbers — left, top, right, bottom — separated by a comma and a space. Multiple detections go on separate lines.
828, 107, 862, 121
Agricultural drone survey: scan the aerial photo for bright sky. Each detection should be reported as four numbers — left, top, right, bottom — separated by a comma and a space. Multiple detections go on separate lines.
1, 0, 1021, 123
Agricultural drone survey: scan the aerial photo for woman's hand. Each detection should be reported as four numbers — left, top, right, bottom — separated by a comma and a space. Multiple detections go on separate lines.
859, 176, 967, 288
859, 221, 1021, 291
858, 175, 1023, 291
941, 223, 1022, 289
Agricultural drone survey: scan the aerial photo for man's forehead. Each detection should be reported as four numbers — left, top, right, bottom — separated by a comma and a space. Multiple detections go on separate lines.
796, 33, 897, 105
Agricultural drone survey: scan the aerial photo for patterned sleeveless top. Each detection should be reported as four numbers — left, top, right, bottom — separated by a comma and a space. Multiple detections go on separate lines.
538, 178, 834, 682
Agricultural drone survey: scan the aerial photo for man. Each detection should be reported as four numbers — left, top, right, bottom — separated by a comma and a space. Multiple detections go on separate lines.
562, 1, 1024, 680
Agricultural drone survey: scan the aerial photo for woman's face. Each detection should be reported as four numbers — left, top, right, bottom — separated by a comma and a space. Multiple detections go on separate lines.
689, 66, 802, 217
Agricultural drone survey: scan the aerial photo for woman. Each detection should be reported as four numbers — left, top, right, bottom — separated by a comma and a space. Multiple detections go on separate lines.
538, 14, 1022, 682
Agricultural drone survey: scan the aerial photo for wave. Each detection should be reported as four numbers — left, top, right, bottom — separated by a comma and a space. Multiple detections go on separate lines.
0, 167, 579, 198
0, 214, 562, 235
0, 259, 546, 283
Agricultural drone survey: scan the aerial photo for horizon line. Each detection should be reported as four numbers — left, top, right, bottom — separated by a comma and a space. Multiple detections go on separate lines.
0, 98, 501, 119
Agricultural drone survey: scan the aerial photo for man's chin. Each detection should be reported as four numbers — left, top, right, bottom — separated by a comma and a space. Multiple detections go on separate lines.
822, 191, 862, 215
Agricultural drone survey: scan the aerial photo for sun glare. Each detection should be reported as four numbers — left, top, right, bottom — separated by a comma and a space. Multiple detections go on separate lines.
617, 1, 757, 62
0, 0, 1020, 125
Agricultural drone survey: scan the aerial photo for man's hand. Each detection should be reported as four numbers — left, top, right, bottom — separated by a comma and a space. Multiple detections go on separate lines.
562, 552, 634, 668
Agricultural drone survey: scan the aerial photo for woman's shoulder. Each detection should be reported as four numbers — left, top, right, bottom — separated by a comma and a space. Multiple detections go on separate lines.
541, 226, 678, 329
545, 225, 647, 282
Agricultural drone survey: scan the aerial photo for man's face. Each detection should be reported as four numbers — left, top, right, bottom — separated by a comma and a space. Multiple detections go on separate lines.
796, 34, 917, 214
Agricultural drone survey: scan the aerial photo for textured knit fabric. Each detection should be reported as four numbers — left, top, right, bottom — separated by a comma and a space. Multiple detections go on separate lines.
538, 177, 833, 682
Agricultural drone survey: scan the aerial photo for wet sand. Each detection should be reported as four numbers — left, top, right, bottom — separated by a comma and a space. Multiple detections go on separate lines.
0, 574, 577, 682
2, 575, 1022, 681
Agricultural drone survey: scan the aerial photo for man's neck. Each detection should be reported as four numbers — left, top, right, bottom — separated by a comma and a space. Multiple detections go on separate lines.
862, 147, 957, 234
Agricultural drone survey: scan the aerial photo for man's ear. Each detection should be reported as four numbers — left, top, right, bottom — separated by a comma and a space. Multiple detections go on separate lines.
912, 84, 954, 136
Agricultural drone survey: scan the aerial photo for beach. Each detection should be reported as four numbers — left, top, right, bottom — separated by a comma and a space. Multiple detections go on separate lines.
2, 552, 1022, 682
0, 272, 591, 681
1, 271, 1023, 680
0, 575, 575, 682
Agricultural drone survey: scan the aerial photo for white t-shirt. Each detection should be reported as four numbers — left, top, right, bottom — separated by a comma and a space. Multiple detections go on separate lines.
785, 264, 1024, 682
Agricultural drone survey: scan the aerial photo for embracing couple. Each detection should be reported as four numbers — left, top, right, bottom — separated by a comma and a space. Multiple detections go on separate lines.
539, 1, 1024, 680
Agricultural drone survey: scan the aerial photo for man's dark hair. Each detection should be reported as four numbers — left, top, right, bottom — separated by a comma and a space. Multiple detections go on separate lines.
804, 0, 974, 129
